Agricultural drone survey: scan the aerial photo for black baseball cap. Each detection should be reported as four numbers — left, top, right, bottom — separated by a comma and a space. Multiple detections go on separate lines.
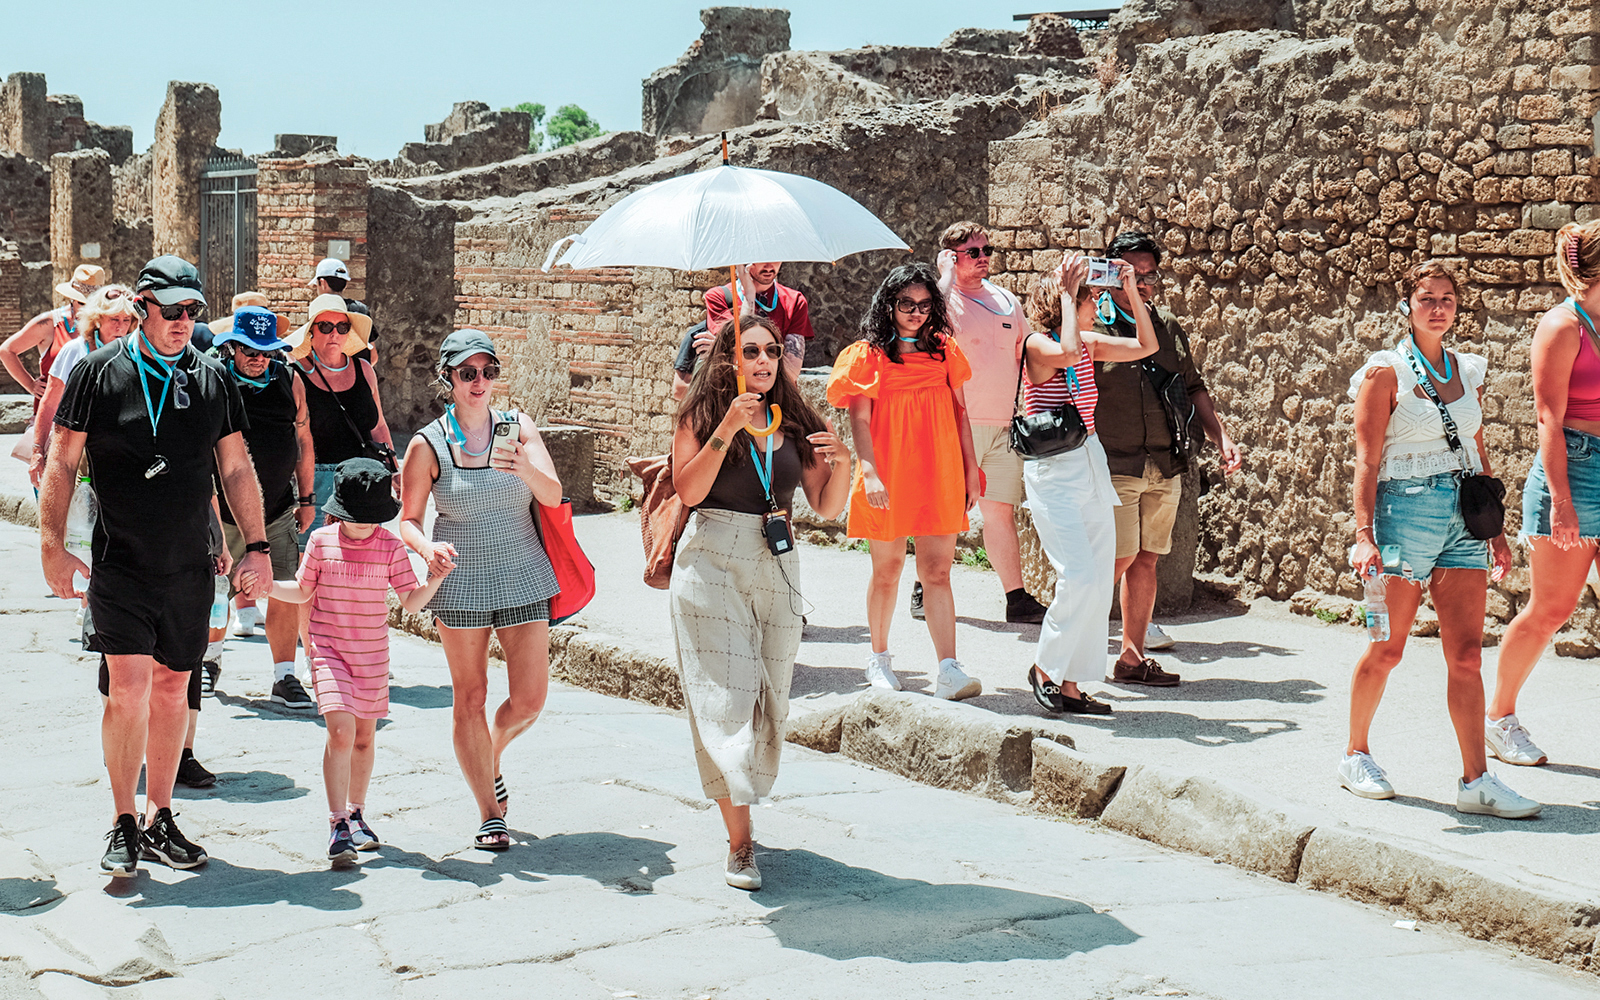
134, 255, 207, 307
439, 329, 497, 369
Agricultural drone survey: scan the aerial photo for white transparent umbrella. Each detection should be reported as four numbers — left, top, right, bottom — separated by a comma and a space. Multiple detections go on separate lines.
541, 153, 909, 436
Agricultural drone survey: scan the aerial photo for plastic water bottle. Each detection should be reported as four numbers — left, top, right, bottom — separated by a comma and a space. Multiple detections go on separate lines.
209, 575, 229, 630
64, 477, 96, 592
1363, 567, 1389, 643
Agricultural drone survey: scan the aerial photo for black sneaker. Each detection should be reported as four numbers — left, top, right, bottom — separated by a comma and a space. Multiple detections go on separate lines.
910, 581, 925, 621
140, 807, 208, 869
1006, 588, 1048, 625
270, 674, 315, 709
200, 661, 220, 697
329, 820, 358, 866
176, 748, 216, 788
101, 813, 141, 878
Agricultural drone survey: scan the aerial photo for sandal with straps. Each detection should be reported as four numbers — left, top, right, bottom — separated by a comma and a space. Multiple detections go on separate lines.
495, 774, 508, 818
474, 816, 510, 851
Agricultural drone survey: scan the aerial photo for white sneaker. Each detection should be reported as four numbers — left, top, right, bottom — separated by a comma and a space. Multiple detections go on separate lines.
1144, 623, 1176, 650
1485, 714, 1548, 766
1458, 772, 1541, 819
864, 651, 900, 691
933, 658, 981, 701
725, 844, 761, 890
1338, 751, 1395, 800
230, 606, 263, 637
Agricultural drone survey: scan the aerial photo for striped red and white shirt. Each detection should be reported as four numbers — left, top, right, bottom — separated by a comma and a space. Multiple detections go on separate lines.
1022, 337, 1097, 435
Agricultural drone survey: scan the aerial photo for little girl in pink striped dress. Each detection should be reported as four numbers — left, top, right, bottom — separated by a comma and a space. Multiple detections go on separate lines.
244, 459, 452, 865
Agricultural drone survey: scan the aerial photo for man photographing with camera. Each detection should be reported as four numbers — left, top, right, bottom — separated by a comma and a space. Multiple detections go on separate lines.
39, 254, 273, 878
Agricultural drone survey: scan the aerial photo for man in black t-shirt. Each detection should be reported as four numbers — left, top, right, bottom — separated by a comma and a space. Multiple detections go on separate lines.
40, 255, 273, 879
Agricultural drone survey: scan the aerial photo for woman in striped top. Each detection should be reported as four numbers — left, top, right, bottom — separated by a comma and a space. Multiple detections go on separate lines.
1021, 256, 1158, 715
251, 458, 452, 865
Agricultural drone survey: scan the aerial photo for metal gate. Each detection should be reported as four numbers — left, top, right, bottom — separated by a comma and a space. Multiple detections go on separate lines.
199, 154, 258, 308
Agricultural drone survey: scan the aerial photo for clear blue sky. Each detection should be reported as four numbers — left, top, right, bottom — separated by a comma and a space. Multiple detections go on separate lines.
0, 1, 1049, 158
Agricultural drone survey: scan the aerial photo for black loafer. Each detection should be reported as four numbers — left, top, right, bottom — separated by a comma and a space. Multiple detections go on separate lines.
1062, 691, 1112, 715
1030, 666, 1066, 712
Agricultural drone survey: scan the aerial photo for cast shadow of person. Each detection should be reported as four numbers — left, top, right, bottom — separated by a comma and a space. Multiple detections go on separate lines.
750, 848, 1138, 962
366, 831, 679, 894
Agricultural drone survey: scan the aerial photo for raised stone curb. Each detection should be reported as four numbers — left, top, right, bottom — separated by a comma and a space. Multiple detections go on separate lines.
1030, 738, 1126, 819
1297, 825, 1600, 972
1098, 764, 1319, 882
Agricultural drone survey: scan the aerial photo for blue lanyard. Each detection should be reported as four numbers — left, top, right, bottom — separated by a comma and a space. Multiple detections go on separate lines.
125, 333, 182, 439
747, 433, 776, 509
1404, 336, 1452, 384
1047, 329, 1081, 395
1570, 297, 1597, 335
446, 405, 492, 457
229, 359, 271, 391
752, 284, 778, 312
957, 281, 1015, 317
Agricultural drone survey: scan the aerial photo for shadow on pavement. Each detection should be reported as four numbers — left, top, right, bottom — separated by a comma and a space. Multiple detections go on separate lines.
173, 769, 309, 804
752, 848, 1139, 962
1157, 640, 1299, 665
0, 876, 60, 910
1100, 677, 1326, 705
1539, 763, 1600, 781
801, 624, 871, 645
214, 691, 324, 724
792, 663, 876, 698
129, 858, 368, 911
389, 684, 453, 709
954, 617, 1039, 638
367, 832, 678, 894
1035, 704, 1300, 747
1391, 794, 1600, 835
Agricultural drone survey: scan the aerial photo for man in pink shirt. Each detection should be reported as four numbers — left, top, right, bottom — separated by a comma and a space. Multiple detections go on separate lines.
928, 221, 1048, 624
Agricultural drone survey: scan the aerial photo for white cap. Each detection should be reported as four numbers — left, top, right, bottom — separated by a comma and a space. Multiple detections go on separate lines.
308, 257, 351, 286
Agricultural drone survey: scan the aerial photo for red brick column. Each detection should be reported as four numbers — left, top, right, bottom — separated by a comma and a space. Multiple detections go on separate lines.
256, 156, 368, 322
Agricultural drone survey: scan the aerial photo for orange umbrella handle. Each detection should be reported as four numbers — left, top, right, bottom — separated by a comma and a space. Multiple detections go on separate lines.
730, 265, 781, 438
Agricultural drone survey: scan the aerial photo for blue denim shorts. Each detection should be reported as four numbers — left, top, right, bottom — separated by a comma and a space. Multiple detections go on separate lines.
1373, 473, 1488, 581
1521, 427, 1600, 540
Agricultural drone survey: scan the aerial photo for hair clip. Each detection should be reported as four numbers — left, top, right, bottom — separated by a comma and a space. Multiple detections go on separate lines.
1569, 236, 1583, 272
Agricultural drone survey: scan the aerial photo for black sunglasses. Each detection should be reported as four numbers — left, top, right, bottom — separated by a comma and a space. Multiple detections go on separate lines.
452, 364, 501, 383
314, 320, 352, 336
958, 246, 995, 259
150, 300, 205, 321
741, 344, 783, 360
233, 346, 276, 360
172, 368, 190, 410
895, 298, 933, 314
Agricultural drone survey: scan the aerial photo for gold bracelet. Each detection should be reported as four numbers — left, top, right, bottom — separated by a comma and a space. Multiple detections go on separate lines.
709, 435, 727, 452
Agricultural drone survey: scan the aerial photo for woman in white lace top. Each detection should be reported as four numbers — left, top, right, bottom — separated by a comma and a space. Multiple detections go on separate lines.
1338, 261, 1536, 820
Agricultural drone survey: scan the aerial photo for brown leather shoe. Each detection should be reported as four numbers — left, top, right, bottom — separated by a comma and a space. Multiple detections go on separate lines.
1112, 656, 1181, 687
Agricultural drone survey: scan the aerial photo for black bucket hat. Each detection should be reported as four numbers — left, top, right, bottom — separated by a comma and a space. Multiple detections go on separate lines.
323, 458, 400, 524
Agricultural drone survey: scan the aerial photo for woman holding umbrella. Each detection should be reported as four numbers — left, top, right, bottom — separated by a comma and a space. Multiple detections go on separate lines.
671, 315, 850, 890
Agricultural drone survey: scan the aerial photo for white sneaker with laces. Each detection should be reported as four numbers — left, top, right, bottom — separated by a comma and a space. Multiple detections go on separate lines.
1485, 714, 1547, 766
933, 658, 981, 701
1458, 772, 1541, 819
1338, 751, 1395, 799
230, 606, 263, 637
725, 844, 761, 890
864, 651, 900, 691
1144, 623, 1176, 650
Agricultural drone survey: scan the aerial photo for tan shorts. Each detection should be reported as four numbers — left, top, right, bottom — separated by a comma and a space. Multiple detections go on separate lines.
224, 507, 302, 597
970, 423, 1023, 507
1110, 457, 1182, 559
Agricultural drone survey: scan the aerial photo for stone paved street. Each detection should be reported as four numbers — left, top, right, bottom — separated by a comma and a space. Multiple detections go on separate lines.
1, 520, 1598, 999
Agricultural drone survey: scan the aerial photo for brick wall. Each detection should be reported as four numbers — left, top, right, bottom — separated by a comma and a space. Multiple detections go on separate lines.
256, 157, 368, 322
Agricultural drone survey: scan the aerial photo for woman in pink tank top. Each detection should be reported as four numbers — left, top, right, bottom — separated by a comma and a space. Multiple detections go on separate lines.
1487, 222, 1600, 766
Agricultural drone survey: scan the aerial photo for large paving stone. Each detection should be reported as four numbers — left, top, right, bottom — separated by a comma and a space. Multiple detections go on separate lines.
1030, 738, 1126, 819
1098, 764, 1318, 882
35, 972, 223, 999
836, 689, 1075, 800
7, 893, 177, 985
0, 838, 60, 911
1297, 825, 1600, 971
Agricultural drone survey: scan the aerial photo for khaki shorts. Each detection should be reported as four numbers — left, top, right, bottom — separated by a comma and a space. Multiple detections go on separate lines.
970, 423, 1023, 507
1110, 457, 1182, 559
224, 507, 302, 597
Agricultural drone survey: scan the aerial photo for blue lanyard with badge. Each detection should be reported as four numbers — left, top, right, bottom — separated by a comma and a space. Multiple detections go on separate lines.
126, 332, 190, 478
748, 435, 793, 555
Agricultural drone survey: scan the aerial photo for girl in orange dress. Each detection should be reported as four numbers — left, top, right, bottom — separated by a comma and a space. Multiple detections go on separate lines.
827, 262, 982, 700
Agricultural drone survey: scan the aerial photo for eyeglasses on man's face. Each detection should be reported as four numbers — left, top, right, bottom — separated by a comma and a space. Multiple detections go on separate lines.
958, 245, 995, 260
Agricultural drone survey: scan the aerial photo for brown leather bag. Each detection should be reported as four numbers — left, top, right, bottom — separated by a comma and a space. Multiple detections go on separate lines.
626, 454, 690, 589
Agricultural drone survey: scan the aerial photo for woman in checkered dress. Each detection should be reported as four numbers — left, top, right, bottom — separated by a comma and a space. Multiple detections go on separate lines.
398, 330, 563, 851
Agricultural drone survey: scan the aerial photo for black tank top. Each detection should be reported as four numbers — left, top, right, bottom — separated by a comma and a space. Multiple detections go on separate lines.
700, 435, 802, 514
221, 362, 300, 523
300, 358, 380, 464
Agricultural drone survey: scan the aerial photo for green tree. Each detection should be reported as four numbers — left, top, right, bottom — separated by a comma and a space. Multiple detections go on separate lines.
502, 101, 547, 153
546, 104, 604, 149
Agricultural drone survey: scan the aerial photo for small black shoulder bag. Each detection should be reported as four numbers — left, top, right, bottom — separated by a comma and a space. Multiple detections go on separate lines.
1009, 333, 1088, 460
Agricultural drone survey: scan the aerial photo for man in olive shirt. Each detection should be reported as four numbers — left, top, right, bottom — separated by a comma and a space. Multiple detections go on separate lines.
1093, 231, 1241, 684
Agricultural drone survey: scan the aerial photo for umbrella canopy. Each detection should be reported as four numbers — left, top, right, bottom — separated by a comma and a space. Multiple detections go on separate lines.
542, 164, 909, 272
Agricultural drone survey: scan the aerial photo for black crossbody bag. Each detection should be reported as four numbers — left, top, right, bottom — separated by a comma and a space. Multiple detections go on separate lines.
1401, 347, 1505, 540
1009, 332, 1088, 459
307, 357, 398, 473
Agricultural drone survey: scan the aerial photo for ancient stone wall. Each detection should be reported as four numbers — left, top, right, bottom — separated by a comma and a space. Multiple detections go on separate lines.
987, 0, 1600, 633
0, 151, 49, 263
0, 73, 47, 162
255, 157, 368, 322
366, 184, 459, 435
388, 102, 530, 175
643, 7, 791, 136
50, 150, 114, 288
390, 130, 658, 203
151, 82, 221, 262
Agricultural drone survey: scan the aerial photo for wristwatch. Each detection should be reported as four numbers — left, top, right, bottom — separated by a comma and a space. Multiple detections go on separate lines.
244, 541, 272, 555
297, 494, 315, 507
